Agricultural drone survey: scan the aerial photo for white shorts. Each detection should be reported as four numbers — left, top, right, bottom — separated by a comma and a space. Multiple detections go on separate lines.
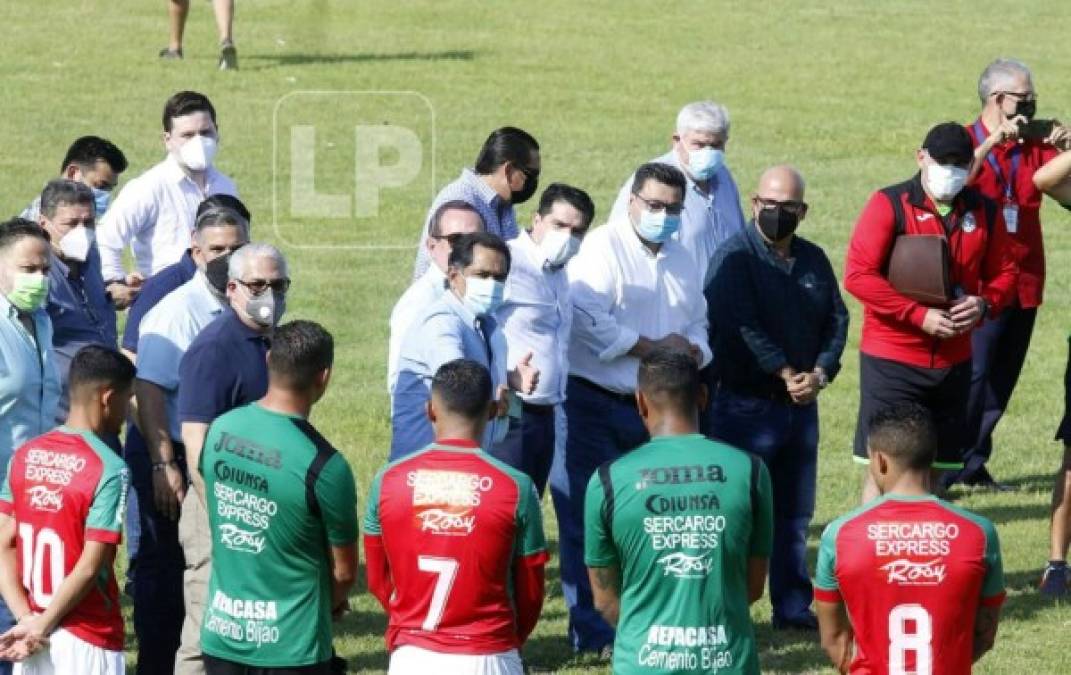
14, 627, 124, 675
388, 645, 523, 675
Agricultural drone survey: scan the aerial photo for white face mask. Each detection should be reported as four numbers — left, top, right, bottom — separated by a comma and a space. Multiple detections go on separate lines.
59, 226, 95, 262
540, 227, 581, 268
178, 135, 218, 172
925, 162, 968, 202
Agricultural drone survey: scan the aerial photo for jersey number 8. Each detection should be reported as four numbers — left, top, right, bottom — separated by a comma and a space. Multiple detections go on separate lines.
889, 603, 932, 675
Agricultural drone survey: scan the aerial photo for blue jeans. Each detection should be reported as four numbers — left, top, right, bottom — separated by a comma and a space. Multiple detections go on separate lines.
549, 378, 648, 652
489, 405, 556, 496
706, 388, 818, 623
126, 424, 187, 675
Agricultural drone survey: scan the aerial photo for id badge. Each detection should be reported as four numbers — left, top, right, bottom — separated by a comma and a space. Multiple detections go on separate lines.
1003, 203, 1019, 234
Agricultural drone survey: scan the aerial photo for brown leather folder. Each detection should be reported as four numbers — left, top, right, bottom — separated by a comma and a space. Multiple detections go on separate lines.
887, 234, 952, 306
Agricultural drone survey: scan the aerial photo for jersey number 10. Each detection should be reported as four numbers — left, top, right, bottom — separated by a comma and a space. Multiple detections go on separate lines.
889, 603, 933, 675
18, 524, 65, 608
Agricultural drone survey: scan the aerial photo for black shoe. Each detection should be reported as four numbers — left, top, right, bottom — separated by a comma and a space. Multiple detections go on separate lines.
963, 466, 1012, 492
772, 612, 819, 632
218, 40, 238, 70
159, 47, 183, 60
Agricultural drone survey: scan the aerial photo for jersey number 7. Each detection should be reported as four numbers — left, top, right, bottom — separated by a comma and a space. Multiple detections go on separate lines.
417, 556, 459, 631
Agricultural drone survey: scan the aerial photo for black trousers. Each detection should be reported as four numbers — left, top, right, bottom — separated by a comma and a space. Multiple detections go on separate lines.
961, 306, 1038, 476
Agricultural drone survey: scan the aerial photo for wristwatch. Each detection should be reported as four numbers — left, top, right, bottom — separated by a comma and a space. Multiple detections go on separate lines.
815, 371, 829, 390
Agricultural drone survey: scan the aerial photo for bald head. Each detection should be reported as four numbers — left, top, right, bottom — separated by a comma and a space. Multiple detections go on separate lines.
756, 165, 806, 203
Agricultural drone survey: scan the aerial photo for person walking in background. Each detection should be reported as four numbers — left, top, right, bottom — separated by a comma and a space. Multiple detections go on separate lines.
160, 0, 238, 70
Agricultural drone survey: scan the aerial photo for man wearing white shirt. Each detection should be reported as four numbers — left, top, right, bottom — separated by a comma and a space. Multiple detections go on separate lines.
97, 91, 238, 309
387, 201, 484, 394
606, 100, 746, 286
550, 163, 711, 654
497, 183, 594, 495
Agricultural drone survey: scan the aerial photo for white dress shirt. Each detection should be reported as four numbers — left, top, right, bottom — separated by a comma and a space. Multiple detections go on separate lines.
96, 155, 238, 282
387, 265, 447, 392
567, 214, 712, 394
136, 273, 224, 441
498, 230, 571, 406
607, 150, 746, 286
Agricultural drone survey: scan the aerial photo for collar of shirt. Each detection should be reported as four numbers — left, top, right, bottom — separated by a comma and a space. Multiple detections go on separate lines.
435, 438, 481, 450
461, 168, 503, 209
906, 171, 984, 222
442, 286, 482, 331
222, 306, 270, 343
745, 220, 801, 268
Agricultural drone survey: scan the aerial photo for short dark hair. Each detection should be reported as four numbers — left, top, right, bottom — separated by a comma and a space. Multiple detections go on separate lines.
537, 183, 596, 227
40, 179, 94, 219
637, 348, 700, 413
0, 218, 50, 253
866, 402, 938, 470
197, 194, 251, 224
473, 127, 539, 175
268, 321, 334, 390
61, 136, 128, 175
431, 359, 493, 420
195, 195, 250, 237
447, 232, 511, 275
68, 345, 137, 400
428, 200, 484, 238
631, 162, 687, 201
162, 91, 217, 132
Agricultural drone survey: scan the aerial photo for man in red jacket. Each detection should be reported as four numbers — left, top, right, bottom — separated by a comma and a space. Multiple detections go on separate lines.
958, 59, 1071, 491
845, 122, 1018, 502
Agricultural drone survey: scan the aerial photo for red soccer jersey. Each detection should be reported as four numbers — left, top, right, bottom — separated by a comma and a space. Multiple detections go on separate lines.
363, 440, 548, 655
814, 495, 1005, 675
0, 428, 129, 651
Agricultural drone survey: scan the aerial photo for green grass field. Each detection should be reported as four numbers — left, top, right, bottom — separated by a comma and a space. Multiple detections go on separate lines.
4, 1, 1071, 672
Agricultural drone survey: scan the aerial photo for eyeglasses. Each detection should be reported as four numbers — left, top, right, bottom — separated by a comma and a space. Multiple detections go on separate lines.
995, 90, 1037, 103
431, 232, 465, 246
237, 277, 291, 295
633, 194, 684, 216
754, 196, 808, 215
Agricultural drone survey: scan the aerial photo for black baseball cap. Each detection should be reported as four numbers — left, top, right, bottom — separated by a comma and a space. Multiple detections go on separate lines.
922, 122, 974, 166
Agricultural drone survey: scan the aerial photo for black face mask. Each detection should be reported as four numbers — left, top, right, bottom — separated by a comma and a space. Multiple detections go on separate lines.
510, 169, 539, 204
756, 206, 800, 242
205, 252, 233, 296
1010, 97, 1036, 122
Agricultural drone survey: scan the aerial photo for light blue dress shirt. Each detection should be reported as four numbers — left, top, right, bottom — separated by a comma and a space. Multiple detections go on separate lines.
391, 289, 507, 459
411, 168, 518, 280
608, 150, 746, 285
0, 295, 61, 482
135, 272, 223, 441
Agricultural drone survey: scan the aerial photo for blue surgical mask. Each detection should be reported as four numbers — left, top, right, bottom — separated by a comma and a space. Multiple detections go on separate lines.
635, 209, 681, 244
92, 187, 111, 216
463, 276, 505, 317
687, 146, 724, 181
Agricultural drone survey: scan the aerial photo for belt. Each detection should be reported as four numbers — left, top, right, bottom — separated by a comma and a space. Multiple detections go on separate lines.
521, 401, 556, 415
571, 376, 636, 406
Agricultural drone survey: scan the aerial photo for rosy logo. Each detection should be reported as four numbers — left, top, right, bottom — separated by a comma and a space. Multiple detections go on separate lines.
880, 558, 947, 585
656, 552, 713, 578
27, 485, 62, 512
219, 523, 266, 554
416, 508, 476, 536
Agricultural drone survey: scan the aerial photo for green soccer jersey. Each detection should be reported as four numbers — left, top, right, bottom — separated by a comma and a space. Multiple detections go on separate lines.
584, 434, 773, 674
200, 403, 359, 667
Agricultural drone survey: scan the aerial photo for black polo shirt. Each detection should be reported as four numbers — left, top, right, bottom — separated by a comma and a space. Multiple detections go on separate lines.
177, 307, 270, 425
